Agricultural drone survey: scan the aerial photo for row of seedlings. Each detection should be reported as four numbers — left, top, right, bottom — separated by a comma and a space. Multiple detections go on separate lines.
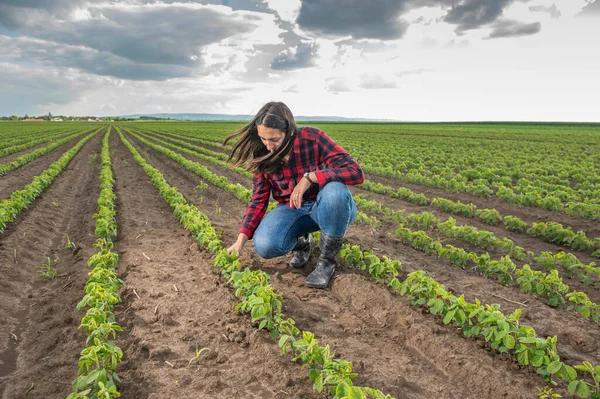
354, 196, 599, 286
360, 180, 600, 256
0, 129, 92, 175
335, 238, 600, 398
68, 128, 124, 399
333, 195, 600, 324
0, 126, 84, 154
0, 129, 100, 233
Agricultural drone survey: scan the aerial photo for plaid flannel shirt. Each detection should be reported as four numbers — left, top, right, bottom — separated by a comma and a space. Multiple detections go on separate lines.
240, 126, 364, 239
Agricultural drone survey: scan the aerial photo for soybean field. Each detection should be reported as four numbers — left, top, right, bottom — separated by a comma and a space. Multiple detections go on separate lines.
1, 121, 599, 399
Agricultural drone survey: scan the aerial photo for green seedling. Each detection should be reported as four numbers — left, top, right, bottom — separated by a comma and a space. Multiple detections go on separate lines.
25, 382, 34, 395
195, 182, 208, 192
188, 346, 211, 366
537, 386, 562, 398
35, 257, 58, 280
568, 361, 600, 398
52, 199, 59, 207
214, 200, 222, 215
65, 235, 77, 250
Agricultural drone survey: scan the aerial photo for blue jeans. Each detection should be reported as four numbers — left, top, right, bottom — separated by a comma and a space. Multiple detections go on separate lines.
253, 182, 357, 259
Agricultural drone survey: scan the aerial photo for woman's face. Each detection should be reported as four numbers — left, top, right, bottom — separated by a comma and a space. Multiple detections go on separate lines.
257, 124, 286, 152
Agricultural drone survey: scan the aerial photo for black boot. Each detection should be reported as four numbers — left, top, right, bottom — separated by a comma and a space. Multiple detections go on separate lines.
305, 232, 343, 289
290, 234, 313, 268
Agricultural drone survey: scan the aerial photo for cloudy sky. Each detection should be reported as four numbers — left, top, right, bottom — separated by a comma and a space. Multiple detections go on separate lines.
1, 0, 599, 121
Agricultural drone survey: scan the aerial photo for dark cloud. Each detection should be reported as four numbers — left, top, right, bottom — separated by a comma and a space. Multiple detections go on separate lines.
133, 0, 268, 13
443, 0, 514, 32
0, 36, 194, 80
271, 41, 318, 70
0, 0, 266, 13
296, 0, 410, 40
577, 0, 600, 17
487, 19, 541, 39
294, 0, 535, 40
0, 3, 276, 80
529, 4, 561, 19
34, 6, 255, 65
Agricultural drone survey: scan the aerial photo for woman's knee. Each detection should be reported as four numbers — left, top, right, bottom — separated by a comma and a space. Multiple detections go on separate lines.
318, 182, 352, 203
254, 226, 297, 258
253, 231, 280, 259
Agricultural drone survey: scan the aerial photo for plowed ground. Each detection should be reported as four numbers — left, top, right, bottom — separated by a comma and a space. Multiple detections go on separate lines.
0, 129, 598, 399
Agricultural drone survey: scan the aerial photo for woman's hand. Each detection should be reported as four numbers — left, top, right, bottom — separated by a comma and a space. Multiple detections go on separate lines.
227, 233, 249, 254
289, 176, 312, 209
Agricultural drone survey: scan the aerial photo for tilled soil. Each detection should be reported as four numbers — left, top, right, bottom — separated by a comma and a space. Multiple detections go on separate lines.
1, 128, 597, 399
0, 131, 103, 398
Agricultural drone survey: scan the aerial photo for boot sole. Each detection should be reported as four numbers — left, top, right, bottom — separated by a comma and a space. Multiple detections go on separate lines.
304, 272, 334, 289
304, 280, 329, 289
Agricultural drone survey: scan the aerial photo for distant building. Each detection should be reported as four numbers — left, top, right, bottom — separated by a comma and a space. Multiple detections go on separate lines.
51, 118, 63, 122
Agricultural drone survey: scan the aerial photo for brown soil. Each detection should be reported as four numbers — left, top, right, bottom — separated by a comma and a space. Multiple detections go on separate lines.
1, 129, 597, 399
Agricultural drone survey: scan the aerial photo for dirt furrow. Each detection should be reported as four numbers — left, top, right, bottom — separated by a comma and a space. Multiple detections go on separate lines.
0, 131, 103, 399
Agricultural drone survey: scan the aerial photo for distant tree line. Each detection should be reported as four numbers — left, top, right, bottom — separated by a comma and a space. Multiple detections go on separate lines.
0, 114, 175, 121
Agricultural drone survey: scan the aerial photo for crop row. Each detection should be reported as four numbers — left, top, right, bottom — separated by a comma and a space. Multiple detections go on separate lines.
359, 180, 600, 256
348, 195, 600, 322
391, 223, 600, 322
69, 128, 124, 399
336, 240, 600, 398
116, 126, 394, 398
0, 130, 90, 175
355, 196, 600, 286
0, 129, 99, 233
0, 125, 83, 152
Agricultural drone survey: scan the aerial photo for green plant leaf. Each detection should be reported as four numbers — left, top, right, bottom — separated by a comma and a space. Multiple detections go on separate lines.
547, 360, 562, 374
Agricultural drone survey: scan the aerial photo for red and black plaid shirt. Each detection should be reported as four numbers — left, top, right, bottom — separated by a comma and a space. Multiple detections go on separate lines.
240, 126, 364, 239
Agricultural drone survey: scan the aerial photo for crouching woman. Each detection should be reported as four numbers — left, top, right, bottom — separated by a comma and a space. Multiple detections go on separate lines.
225, 101, 364, 289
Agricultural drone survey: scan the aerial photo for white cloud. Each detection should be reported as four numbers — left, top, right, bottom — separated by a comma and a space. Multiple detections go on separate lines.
262, 0, 301, 23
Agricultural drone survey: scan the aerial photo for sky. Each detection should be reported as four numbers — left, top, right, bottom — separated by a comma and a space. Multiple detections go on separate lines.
0, 0, 599, 121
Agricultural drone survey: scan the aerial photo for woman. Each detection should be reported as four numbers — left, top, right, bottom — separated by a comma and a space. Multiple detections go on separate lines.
225, 102, 364, 289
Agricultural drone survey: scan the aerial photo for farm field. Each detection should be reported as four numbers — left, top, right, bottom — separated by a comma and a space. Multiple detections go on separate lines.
1, 121, 599, 399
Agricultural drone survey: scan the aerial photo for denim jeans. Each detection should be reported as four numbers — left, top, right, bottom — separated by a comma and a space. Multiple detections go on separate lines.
253, 182, 357, 259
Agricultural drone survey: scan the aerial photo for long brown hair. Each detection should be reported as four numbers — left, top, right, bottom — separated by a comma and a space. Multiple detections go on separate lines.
225, 102, 297, 174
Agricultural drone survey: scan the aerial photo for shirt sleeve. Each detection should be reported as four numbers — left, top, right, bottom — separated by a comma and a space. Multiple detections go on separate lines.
313, 130, 364, 189
240, 173, 271, 239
